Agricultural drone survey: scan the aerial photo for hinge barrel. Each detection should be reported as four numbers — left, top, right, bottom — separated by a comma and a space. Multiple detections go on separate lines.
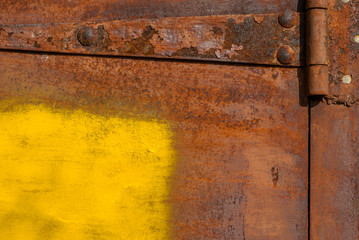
306, 0, 329, 96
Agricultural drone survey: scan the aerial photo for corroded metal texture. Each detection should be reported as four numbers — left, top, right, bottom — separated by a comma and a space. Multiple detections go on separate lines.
0, 0, 304, 25
0, 13, 303, 66
324, 0, 359, 101
0, 51, 308, 239
311, 102, 359, 240
311, 0, 359, 239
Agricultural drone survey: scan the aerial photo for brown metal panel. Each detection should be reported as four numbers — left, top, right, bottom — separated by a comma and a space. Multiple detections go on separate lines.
311, 0, 359, 239
0, 0, 304, 25
311, 103, 359, 239
0, 51, 308, 239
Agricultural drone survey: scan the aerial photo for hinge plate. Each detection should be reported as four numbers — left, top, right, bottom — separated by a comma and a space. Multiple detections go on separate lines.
0, 13, 303, 66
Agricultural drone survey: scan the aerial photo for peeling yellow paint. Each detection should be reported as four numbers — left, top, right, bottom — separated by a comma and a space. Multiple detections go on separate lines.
0, 103, 176, 240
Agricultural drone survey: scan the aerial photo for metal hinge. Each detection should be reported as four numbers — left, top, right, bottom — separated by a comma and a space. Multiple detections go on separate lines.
0, 13, 302, 67
306, 0, 329, 96
0, 6, 333, 97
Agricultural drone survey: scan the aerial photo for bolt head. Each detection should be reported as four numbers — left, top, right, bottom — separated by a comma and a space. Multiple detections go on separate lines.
342, 75, 352, 84
354, 35, 359, 43
77, 27, 96, 46
277, 45, 295, 64
278, 9, 297, 28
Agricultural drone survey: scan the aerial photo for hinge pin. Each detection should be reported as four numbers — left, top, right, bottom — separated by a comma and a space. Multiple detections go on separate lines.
306, 0, 329, 96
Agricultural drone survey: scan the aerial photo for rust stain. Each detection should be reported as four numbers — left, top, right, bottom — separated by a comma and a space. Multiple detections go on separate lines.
211, 26, 223, 36
271, 166, 279, 187
323, 95, 359, 107
173, 47, 217, 59
121, 25, 157, 55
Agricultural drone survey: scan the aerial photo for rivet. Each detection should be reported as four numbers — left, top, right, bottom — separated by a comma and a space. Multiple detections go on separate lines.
77, 26, 96, 46
278, 9, 297, 28
354, 35, 359, 43
342, 75, 352, 84
277, 45, 295, 64
342, 0, 350, 3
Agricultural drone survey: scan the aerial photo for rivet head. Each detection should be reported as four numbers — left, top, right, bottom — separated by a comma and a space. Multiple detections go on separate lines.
278, 9, 297, 28
277, 45, 295, 64
354, 35, 359, 43
342, 75, 352, 84
77, 26, 96, 46
342, 0, 350, 3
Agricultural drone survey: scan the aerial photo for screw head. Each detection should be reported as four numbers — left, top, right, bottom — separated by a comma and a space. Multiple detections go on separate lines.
277, 45, 295, 64
278, 9, 297, 28
342, 75, 352, 84
354, 35, 359, 43
77, 26, 96, 46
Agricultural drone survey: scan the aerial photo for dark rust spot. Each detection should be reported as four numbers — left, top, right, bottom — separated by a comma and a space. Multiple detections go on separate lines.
8, 32, 14, 37
223, 18, 254, 50
122, 25, 157, 55
277, 45, 295, 64
173, 47, 199, 57
33, 41, 41, 48
47, 36, 53, 42
211, 26, 223, 36
278, 9, 298, 28
271, 166, 279, 187
173, 47, 217, 59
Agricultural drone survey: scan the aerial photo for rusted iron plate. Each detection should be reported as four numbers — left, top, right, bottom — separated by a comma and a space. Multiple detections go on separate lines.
310, 1, 359, 239
324, 0, 359, 103
0, 51, 308, 239
0, 0, 304, 25
311, 102, 359, 240
0, 13, 302, 66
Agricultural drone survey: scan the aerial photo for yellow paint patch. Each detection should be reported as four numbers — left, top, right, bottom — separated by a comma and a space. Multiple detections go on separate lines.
0, 103, 176, 240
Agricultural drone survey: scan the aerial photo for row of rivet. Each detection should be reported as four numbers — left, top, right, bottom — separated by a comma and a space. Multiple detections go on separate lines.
276, 9, 298, 65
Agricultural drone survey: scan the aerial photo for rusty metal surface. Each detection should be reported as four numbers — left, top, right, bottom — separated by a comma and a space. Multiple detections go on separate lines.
0, 0, 304, 25
0, 13, 303, 66
325, 0, 359, 101
311, 102, 359, 240
0, 51, 308, 239
310, 0, 359, 239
